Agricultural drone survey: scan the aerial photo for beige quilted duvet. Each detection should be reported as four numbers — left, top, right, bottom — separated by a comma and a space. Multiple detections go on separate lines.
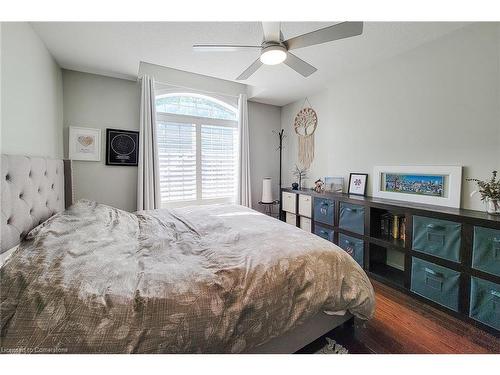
0, 201, 374, 353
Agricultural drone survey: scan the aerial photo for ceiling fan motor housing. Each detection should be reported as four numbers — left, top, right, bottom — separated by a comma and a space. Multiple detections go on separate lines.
260, 42, 287, 65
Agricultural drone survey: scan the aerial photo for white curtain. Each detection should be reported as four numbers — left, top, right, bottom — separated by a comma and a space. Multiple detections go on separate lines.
238, 94, 252, 207
137, 75, 160, 211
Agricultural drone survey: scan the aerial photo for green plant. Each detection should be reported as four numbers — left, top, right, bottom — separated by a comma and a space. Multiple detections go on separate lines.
466, 171, 500, 201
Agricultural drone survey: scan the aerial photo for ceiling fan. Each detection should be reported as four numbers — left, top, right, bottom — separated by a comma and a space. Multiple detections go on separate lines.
193, 22, 363, 80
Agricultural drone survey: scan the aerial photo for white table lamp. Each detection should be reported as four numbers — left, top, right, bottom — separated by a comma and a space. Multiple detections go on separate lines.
261, 178, 273, 203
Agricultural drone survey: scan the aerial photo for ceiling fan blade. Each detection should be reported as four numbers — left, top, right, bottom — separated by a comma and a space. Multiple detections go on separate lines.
193, 44, 261, 52
283, 53, 317, 77
261, 22, 281, 42
285, 22, 363, 50
236, 58, 263, 80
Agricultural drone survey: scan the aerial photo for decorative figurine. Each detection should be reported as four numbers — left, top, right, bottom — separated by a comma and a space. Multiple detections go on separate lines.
314, 179, 325, 193
291, 182, 299, 190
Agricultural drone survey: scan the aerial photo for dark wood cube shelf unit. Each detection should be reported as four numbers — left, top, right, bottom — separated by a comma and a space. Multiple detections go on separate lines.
280, 187, 500, 336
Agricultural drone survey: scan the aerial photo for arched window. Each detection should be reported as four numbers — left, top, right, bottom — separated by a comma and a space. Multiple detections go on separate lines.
155, 93, 238, 207
156, 93, 237, 121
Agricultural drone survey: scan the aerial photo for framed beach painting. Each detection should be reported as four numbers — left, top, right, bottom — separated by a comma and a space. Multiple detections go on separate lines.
373, 165, 462, 208
68, 126, 101, 161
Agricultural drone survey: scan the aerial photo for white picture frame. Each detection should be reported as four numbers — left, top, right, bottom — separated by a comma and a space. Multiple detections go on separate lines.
69, 126, 101, 161
372, 165, 462, 208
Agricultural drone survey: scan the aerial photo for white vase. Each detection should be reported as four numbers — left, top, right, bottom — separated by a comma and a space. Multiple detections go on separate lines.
485, 198, 500, 215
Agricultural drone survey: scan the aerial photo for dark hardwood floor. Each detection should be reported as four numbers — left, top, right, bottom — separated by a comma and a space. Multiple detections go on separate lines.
299, 279, 500, 354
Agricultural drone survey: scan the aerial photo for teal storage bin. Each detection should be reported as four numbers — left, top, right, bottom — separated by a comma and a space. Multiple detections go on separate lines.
469, 277, 500, 331
472, 226, 500, 277
411, 257, 460, 311
314, 224, 334, 242
314, 197, 334, 226
338, 233, 364, 267
412, 216, 461, 262
339, 202, 365, 235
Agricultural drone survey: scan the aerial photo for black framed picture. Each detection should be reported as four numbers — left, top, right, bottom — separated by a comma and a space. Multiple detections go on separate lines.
348, 173, 368, 196
106, 128, 139, 166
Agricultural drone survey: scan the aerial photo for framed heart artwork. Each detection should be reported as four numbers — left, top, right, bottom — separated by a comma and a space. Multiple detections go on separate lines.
69, 126, 101, 161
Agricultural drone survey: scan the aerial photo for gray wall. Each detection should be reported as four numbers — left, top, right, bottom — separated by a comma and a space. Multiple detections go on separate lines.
281, 23, 500, 211
248, 101, 281, 213
1, 22, 63, 158
62, 70, 140, 212
63, 70, 282, 212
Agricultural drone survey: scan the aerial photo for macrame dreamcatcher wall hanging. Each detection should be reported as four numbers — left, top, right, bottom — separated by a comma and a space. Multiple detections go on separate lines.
294, 98, 318, 169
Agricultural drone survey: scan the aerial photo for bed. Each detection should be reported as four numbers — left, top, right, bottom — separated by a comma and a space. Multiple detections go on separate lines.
0, 154, 375, 353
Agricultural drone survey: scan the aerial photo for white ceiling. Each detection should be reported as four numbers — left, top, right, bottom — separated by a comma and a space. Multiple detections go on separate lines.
32, 22, 470, 106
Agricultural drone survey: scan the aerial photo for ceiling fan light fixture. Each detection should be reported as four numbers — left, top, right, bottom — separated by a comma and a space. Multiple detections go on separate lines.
260, 45, 287, 65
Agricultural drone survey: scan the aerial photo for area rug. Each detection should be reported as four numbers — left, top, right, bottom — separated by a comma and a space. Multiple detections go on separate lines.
315, 338, 349, 354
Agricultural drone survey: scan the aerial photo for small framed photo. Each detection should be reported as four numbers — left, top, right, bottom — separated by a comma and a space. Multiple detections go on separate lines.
348, 173, 368, 196
69, 126, 101, 161
324, 176, 344, 193
106, 128, 139, 166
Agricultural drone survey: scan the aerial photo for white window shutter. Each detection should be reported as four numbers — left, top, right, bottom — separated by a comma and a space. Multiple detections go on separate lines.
201, 125, 238, 201
157, 121, 197, 203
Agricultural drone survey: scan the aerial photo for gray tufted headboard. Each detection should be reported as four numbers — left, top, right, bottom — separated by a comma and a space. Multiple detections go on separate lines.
1, 154, 73, 254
